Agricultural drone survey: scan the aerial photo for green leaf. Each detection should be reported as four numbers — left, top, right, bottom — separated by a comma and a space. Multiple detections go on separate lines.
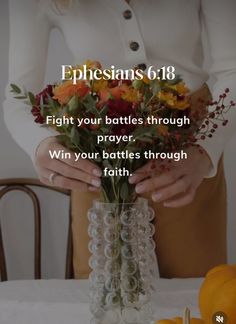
68, 95, 79, 114
100, 126, 110, 134
150, 80, 160, 95
70, 125, 80, 146
120, 182, 129, 201
138, 137, 153, 143
167, 75, 182, 85
57, 134, 69, 145
102, 159, 113, 170
13, 95, 27, 99
132, 126, 152, 137
28, 92, 36, 105
57, 106, 68, 117
46, 94, 58, 109
82, 94, 99, 117
10, 84, 21, 94
132, 79, 143, 90
99, 105, 108, 118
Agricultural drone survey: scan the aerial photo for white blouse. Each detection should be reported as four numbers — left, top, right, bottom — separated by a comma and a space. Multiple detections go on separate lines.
4, 0, 236, 176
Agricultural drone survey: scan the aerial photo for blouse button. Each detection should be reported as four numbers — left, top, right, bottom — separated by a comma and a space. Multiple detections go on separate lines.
130, 41, 140, 51
137, 63, 147, 71
123, 9, 132, 19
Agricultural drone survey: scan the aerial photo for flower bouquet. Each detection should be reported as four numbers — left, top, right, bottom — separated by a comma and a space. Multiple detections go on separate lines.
11, 60, 234, 324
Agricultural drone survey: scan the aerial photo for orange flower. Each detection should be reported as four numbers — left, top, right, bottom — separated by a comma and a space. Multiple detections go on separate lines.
99, 86, 123, 103
73, 60, 102, 78
99, 84, 139, 104
53, 80, 90, 104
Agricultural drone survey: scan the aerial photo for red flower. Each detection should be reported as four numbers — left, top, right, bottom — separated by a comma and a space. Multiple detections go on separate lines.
106, 99, 136, 135
31, 85, 53, 124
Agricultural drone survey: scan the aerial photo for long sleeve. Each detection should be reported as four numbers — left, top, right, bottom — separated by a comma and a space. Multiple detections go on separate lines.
3, 0, 56, 163
200, 0, 236, 177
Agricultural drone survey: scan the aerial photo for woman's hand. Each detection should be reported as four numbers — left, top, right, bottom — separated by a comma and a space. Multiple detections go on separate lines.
129, 146, 212, 208
35, 137, 102, 191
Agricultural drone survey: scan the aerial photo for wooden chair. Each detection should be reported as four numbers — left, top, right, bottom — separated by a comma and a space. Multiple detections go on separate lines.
0, 178, 74, 281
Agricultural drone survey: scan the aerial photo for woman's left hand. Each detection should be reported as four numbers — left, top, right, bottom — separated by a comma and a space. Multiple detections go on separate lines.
128, 146, 213, 208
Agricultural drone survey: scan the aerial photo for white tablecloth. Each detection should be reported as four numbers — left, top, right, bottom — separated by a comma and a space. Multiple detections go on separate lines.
0, 279, 203, 324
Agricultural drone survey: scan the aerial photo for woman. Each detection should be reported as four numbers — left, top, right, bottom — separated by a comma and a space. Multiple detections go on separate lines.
4, 0, 236, 278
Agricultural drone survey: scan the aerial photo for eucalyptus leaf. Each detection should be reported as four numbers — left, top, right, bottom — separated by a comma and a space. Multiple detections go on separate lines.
82, 94, 99, 117
167, 75, 182, 85
28, 92, 36, 105
47, 94, 58, 109
99, 105, 108, 117
70, 125, 80, 146
68, 95, 79, 114
150, 81, 160, 96
13, 95, 27, 99
10, 84, 21, 94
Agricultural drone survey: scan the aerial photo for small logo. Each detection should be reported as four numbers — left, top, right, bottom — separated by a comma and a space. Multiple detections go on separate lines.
212, 312, 228, 324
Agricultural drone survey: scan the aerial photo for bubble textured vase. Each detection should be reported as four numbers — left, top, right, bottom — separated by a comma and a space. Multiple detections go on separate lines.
88, 198, 157, 324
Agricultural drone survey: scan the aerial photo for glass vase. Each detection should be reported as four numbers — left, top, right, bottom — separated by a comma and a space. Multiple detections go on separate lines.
88, 197, 158, 324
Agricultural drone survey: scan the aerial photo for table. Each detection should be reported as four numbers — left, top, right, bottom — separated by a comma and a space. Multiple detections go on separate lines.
0, 279, 203, 324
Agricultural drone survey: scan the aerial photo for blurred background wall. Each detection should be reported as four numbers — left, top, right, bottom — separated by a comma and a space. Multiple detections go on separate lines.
0, 0, 72, 279
0, 0, 235, 279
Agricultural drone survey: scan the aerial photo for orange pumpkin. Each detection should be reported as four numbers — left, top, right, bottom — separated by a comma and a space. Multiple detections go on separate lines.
199, 264, 236, 324
156, 309, 205, 324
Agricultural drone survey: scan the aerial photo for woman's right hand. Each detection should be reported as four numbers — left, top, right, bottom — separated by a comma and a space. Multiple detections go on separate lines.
35, 137, 102, 191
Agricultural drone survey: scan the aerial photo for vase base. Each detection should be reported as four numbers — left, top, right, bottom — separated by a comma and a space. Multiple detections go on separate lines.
90, 305, 155, 324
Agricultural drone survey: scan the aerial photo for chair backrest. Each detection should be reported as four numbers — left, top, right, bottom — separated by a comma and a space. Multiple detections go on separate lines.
0, 178, 73, 281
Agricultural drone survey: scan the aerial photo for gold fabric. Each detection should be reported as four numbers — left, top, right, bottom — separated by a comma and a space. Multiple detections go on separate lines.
71, 158, 227, 279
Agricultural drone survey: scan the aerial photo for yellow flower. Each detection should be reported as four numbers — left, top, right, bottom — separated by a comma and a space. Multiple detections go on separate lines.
157, 90, 190, 110
93, 79, 108, 92
168, 81, 189, 95
158, 91, 176, 106
83, 60, 102, 69
175, 98, 190, 110
76, 60, 102, 71
142, 74, 151, 85
121, 87, 140, 102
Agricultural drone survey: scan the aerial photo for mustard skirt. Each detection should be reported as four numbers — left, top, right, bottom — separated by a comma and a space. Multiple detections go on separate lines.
71, 158, 227, 279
